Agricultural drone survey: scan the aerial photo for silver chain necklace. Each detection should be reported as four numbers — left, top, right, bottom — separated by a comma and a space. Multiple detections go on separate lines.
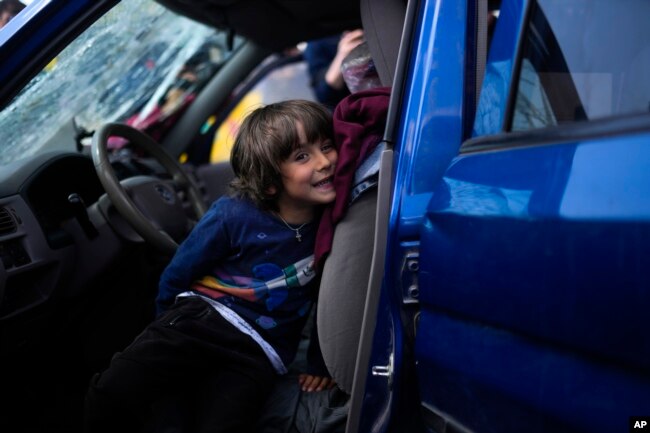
277, 214, 308, 242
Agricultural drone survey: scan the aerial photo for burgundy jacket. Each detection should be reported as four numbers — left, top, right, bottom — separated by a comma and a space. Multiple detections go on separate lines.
315, 86, 391, 269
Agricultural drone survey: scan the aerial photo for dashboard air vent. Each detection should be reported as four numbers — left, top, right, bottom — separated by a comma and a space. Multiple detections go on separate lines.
0, 207, 17, 236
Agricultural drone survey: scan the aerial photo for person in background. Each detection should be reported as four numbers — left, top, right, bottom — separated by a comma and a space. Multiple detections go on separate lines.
84, 100, 337, 433
304, 29, 365, 109
0, 0, 25, 29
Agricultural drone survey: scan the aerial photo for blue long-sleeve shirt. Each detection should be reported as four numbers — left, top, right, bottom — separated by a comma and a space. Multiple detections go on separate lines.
157, 196, 324, 374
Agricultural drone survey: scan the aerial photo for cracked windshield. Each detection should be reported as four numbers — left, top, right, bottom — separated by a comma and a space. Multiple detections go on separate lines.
0, 0, 236, 166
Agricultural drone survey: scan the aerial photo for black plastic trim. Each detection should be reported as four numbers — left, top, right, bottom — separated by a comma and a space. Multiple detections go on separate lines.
461, 112, 650, 153
384, 0, 420, 147
502, 0, 533, 132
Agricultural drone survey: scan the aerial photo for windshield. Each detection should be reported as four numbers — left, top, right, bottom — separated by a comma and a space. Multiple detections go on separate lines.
0, 0, 237, 166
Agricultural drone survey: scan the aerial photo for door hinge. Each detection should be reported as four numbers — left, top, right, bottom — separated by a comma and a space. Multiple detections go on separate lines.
401, 251, 419, 304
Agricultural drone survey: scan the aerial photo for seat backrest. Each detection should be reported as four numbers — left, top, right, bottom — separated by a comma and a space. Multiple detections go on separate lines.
316, 188, 377, 394
194, 161, 235, 205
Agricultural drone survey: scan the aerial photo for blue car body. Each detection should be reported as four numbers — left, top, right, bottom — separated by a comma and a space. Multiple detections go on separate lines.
1, 0, 649, 432
357, 0, 650, 432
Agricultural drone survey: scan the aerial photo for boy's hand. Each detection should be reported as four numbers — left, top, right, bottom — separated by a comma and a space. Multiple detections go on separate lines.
298, 373, 336, 392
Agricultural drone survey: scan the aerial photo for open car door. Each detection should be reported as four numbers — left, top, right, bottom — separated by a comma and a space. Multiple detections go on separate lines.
352, 1, 650, 432
412, 1, 650, 432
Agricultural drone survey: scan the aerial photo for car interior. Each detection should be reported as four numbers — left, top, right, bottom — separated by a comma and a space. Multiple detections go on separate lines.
0, 0, 412, 432
6, 0, 649, 432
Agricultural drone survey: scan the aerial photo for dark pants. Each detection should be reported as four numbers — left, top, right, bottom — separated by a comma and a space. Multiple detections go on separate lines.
84, 297, 277, 433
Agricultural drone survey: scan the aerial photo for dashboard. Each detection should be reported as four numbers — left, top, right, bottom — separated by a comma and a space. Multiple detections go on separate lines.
0, 152, 123, 320
0, 148, 230, 352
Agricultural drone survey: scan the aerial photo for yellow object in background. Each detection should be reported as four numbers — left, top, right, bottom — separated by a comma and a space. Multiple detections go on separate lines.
44, 57, 58, 72
210, 91, 263, 163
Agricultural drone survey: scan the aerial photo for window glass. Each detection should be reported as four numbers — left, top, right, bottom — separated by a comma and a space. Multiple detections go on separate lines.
203, 56, 316, 164
511, 0, 650, 131
0, 0, 238, 165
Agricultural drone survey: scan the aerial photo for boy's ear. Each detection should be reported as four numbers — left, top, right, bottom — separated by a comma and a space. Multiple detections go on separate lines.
265, 185, 277, 195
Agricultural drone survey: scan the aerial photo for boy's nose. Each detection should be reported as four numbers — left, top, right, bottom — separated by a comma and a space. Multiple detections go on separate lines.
315, 151, 334, 171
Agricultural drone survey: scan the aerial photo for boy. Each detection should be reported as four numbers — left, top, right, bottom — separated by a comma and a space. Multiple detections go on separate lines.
84, 100, 338, 433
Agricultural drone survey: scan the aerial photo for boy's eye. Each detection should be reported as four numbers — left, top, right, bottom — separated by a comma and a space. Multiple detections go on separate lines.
295, 152, 308, 161
321, 141, 334, 152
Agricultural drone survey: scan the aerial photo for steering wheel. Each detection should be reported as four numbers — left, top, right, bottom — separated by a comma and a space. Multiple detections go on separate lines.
91, 123, 207, 255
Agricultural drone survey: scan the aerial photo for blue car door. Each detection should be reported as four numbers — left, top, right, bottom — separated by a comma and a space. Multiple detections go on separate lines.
354, 0, 486, 431
414, 1, 650, 432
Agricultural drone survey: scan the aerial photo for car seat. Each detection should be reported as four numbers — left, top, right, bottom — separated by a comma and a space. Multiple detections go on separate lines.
316, 0, 406, 397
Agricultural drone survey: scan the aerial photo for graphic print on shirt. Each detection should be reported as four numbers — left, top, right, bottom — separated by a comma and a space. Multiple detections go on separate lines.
194, 255, 316, 311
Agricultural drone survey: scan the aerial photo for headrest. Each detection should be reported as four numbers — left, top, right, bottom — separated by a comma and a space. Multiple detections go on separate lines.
360, 0, 407, 86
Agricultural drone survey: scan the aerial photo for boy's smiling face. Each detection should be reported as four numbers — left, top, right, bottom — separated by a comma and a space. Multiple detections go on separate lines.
275, 122, 337, 222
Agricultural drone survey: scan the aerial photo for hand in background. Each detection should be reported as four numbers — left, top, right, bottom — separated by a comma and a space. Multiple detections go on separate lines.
325, 29, 365, 90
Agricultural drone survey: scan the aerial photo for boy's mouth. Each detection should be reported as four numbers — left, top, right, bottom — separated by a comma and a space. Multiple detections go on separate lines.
313, 175, 334, 188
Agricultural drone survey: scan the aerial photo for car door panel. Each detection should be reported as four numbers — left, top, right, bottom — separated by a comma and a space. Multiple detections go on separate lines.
417, 131, 650, 432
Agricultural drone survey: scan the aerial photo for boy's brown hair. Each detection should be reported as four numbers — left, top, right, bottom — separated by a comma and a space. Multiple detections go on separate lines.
230, 100, 333, 210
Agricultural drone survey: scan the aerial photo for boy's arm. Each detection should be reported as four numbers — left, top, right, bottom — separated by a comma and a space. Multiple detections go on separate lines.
156, 203, 228, 315
299, 304, 336, 392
